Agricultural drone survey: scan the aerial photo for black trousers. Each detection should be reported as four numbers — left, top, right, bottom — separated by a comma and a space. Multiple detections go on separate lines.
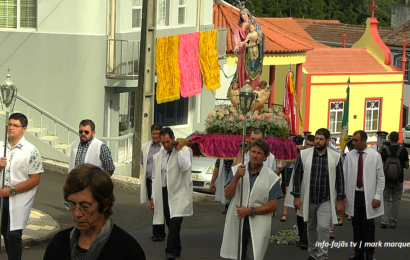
352, 191, 375, 256
297, 215, 308, 244
1, 197, 23, 260
162, 187, 183, 255
241, 216, 253, 260
146, 178, 166, 238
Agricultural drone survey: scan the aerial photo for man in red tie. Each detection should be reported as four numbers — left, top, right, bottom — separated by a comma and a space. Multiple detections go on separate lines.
344, 130, 385, 260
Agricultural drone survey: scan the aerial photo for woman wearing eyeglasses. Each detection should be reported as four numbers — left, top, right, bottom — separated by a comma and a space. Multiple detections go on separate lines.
43, 164, 146, 260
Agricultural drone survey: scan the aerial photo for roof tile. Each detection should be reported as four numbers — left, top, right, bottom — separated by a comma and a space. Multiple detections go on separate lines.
304, 23, 393, 46
382, 20, 410, 48
292, 18, 341, 29
303, 49, 388, 73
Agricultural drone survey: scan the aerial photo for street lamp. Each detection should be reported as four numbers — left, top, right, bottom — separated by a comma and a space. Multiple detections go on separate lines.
235, 79, 257, 260
0, 70, 18, 257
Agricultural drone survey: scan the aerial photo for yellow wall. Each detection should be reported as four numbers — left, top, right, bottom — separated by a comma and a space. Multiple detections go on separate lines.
308, 74, 403, 136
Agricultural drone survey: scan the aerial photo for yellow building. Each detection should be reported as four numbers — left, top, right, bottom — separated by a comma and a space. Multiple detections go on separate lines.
302, 10, 405, 144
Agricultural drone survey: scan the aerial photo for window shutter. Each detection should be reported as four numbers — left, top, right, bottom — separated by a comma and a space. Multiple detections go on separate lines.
0, 0, 17, 28
20, 0, 36, 28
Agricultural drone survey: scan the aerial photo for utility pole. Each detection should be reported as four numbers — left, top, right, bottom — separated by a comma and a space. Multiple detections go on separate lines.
132, 0, 157, 178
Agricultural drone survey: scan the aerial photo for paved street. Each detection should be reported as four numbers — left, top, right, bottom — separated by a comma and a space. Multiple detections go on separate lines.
2, 166, 410, 259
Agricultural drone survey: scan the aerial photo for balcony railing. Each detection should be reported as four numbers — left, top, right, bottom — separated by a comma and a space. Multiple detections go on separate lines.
106, 39, 140, 80
99, 133, 134, 166
216, 28, 227, 58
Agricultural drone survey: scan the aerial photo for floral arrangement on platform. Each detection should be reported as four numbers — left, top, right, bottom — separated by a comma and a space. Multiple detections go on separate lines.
205, 106, 289, 137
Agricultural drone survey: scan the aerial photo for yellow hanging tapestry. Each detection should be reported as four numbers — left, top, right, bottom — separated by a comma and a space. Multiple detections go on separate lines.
199, 30, 221, 91
156, 35, 180, 104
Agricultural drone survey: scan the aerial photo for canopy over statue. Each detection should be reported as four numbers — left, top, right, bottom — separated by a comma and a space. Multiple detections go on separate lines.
227, 8, 269, 112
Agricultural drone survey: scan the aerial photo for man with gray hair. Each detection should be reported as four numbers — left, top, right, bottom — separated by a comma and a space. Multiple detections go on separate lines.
140, 123, 165, 241
221, 139, 282, 260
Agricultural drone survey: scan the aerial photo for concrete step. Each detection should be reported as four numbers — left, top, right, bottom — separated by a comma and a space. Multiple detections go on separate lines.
27, 127, 48, 138
41, 135, 60, 147
56, 143, 70, 155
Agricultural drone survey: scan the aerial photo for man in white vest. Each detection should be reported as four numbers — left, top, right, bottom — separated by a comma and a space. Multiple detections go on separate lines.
150, 127, 192, 260
221, 139, 282, 260
68, 119, 115, 175
0, 113, 43, 260
344, 130, 384, 260
140, 123, 165, 241
292, 128, 345, 260
232, 128, 276, 172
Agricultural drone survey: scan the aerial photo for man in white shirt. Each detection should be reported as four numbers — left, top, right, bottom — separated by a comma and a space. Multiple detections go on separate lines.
140, 123, 165, 241
68, 119, 115, 175
150, 127, 193, 260
344, 130, 384, 260
0, 113, 43, 260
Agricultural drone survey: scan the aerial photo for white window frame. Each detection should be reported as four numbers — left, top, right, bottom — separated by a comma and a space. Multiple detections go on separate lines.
132, 0, 142, 29
329, 101, 344, 134
157, 0, 169, 27
365, 100, 380, 132
0, 0, 36, 30
178, 0, 186, 25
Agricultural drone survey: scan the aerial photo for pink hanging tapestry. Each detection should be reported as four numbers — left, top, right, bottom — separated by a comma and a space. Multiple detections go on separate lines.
178, 32, 202, 98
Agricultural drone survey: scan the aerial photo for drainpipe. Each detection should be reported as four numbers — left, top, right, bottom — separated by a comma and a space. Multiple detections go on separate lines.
342, 34, 346, 48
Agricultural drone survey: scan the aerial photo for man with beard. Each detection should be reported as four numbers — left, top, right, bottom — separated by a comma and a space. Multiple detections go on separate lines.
292, 128, 345, 260
68, 119, 115, 175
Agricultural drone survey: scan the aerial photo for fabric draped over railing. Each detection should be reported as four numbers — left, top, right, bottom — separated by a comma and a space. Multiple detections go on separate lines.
179, 32, 202, 98
156, 35, 180, 104
189, 134, 298, 161
199, 30, 221, 92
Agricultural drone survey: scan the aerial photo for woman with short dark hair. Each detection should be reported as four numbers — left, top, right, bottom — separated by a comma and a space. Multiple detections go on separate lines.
43, 164, 146, 260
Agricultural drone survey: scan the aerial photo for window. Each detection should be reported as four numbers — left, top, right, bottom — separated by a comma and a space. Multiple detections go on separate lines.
154, 96, 189, 126
0, 0, 36, 29
157, 0, 169, 27
329, 101, 344, 133
365, 100, 380, 131
178, 0, 186, 25
132, 0, 142, 28
393, 52, 409, 84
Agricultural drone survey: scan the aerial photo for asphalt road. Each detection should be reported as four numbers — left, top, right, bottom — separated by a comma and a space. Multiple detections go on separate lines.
2, 163, 410, 260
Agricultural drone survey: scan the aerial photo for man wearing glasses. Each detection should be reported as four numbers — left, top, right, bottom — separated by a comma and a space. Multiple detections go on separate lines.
0, 113, 43, 260
68, 119, 115, 175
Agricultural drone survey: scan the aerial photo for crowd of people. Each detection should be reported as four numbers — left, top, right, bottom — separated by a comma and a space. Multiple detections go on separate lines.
0, 112, 407, 260
210, 127, 407, 260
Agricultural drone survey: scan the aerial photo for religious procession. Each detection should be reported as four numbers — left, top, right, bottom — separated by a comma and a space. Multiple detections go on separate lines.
0, 0, 409, 260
